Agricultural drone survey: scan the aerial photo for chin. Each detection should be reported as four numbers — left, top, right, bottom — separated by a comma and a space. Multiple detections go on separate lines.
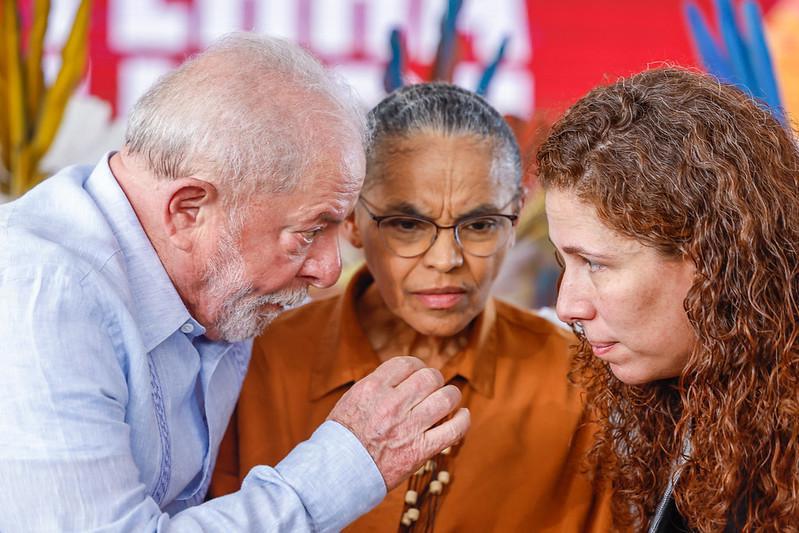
410, 318, 470, 338
613, 375, 652, 386
608, 363, 681, 386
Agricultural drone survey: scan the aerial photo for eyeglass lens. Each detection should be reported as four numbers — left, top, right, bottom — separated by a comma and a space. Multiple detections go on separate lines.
379, 216, 513, 258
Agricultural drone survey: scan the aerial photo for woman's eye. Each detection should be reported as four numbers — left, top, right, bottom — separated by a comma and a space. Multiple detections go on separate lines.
387, 218, 424, 232
585, 258, 604, 272
463, 218, 497, 233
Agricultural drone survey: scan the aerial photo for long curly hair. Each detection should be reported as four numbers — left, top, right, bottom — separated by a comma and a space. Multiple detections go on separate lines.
536, 67, 799, 531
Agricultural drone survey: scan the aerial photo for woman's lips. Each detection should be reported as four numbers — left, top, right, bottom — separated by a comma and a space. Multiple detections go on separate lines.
590, 342, 618, 357
412, 288, 466, 310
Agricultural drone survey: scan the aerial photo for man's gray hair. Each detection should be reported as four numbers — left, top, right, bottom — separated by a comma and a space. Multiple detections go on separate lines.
365, 82, 522, 189
125, 32, 365, 197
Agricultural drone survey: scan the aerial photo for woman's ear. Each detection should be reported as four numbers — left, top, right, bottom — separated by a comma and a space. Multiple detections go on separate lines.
342, 210, 363, 248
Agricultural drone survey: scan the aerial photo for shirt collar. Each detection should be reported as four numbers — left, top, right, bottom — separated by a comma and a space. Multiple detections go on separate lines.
309, 266, 499, 400
84, 153, 201, 352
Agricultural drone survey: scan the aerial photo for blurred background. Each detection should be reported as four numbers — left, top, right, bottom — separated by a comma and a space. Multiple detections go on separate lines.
2, 0, 798, 309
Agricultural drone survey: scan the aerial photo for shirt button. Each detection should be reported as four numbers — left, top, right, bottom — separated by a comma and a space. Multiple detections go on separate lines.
180, 322, 195, 334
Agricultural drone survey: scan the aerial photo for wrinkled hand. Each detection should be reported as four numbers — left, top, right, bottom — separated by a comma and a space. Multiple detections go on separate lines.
327, 356, 470, 490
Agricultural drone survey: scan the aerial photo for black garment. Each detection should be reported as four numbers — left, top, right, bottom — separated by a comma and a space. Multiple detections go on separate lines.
648, 494, 692, 533
648, 493, 744, 533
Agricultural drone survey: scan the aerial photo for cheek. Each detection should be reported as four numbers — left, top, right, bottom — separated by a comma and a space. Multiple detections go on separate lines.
464, 257, 500, 301
603, 272, 693, 350
645, 266, 692, 327
591, 276, 659, 336
654, 286, 695, 350
243, 239, 304, 292
366, 253, 415, 309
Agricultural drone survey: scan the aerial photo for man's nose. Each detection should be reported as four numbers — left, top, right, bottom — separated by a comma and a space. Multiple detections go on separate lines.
299, 230, 342, 289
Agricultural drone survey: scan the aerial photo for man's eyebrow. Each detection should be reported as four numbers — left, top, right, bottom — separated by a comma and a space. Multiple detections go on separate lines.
319, 212, 343, 223
300, 211, 345, 226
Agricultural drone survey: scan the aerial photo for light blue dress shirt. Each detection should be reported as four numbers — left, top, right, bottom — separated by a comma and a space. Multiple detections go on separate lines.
0, 154, 385, 532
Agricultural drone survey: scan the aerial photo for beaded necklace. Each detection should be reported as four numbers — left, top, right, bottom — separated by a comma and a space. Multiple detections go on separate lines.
397, 378, 470, 532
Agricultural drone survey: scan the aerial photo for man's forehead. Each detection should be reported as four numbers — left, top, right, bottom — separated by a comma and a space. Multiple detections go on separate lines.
298, 136, 365, 187
275, 123, 365, 223
292, 184, 360, 223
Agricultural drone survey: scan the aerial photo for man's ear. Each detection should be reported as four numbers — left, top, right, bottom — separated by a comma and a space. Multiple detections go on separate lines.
342, 210, 363, 249
163, 178, 219, 251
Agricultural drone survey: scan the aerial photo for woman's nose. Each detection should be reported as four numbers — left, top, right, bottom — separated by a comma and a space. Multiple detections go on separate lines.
422, 228, 464, 272
555, 269, 595, 326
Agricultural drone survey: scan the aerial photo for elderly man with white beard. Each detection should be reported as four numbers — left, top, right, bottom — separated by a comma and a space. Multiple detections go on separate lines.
0, 33, 469, 532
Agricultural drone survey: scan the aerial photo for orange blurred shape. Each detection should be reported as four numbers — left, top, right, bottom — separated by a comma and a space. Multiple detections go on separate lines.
766, 0, 799, 128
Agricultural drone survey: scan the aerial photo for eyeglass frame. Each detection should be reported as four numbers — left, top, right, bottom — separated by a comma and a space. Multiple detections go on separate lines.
357, 194, 521, 258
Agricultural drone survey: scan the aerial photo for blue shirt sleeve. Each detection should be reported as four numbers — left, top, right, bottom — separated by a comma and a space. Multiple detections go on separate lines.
0, 266, 385, 532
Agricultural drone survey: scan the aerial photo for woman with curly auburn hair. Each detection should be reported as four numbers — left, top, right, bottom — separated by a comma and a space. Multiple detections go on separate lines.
537, 67, 799, 532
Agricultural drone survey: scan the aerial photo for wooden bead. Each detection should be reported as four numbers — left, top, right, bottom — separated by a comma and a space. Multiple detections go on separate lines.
429, 480, 443, 494
440, 446, 451, 455
401, 514, 412, 527
405, 490, 418, 505
437, 470, 450, 484
424, 459, 434, 472
407, 508, 420, 521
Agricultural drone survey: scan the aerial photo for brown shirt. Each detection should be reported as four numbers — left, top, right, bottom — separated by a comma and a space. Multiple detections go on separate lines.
211, 269, 612, 532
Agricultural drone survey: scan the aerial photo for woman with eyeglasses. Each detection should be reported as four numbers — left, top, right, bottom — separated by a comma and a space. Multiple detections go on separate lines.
210, 82, 611, 532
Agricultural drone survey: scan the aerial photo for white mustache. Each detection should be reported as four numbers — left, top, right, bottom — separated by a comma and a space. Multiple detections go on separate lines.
214, 285, 309, 342
253, 286, 309, 310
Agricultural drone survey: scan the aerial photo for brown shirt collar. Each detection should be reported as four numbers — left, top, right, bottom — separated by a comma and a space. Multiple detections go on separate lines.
309, 266, 498, 400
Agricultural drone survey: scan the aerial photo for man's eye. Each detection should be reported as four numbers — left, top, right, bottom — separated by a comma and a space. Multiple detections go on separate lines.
300, 228, 323, 244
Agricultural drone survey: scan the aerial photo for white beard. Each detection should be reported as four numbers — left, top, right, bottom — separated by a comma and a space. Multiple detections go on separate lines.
201, 228, 308, 342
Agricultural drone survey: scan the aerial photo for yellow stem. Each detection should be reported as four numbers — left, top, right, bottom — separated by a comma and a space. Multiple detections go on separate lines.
26, 0, 50, 128
0, 3, 9, 176
3, 0, 30, 193
27, 0, 91, 190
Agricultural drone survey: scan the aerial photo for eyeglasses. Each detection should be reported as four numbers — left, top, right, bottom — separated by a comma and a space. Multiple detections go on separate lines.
358, 196, 519, 258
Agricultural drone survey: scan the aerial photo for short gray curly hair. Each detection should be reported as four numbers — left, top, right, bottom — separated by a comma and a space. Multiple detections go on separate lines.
365, 82, 521, 190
